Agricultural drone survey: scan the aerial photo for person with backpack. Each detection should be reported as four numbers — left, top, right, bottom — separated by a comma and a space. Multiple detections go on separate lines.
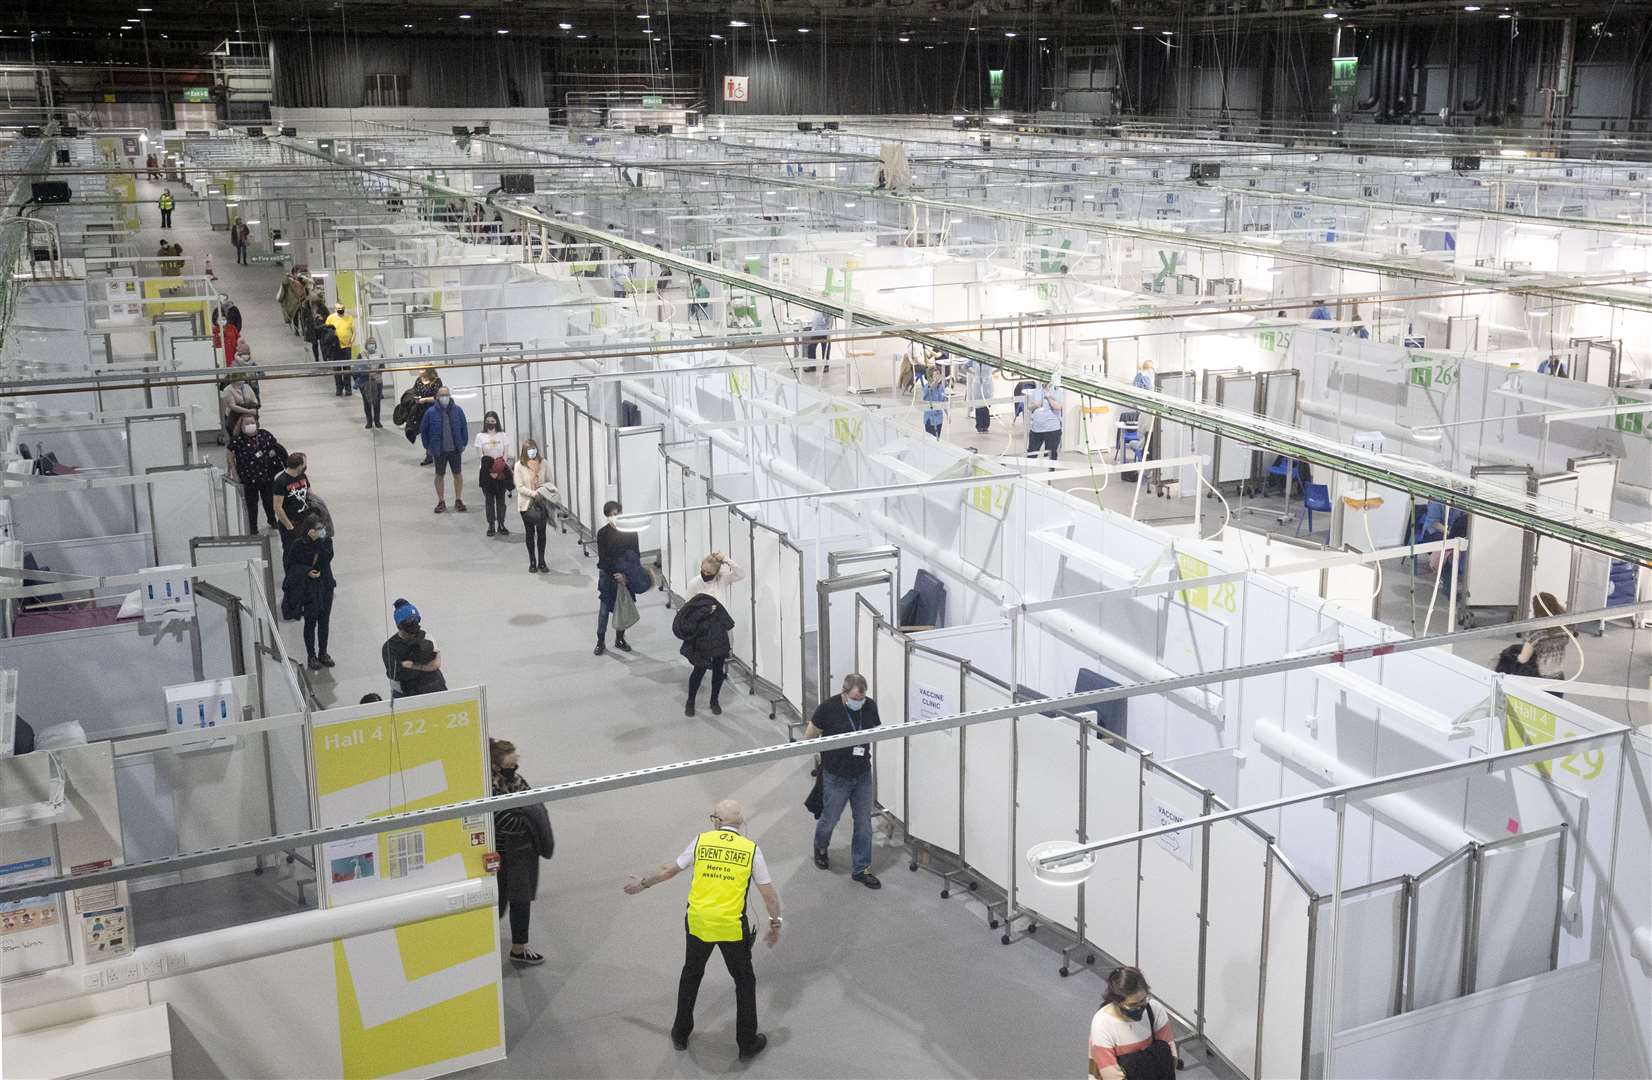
1088, 966, 1180, 1079
473, 410, 513, 537
673, 578, 736, 717
490, 738, 554, 967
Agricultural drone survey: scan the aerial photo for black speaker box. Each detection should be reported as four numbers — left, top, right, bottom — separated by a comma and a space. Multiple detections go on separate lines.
31, 181, 71, 204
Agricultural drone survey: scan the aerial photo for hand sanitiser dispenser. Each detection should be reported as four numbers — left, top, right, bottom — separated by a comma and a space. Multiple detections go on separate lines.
163, 679, 240, 751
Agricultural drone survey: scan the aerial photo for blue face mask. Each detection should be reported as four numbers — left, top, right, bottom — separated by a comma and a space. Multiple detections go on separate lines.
844, 696, 864, 712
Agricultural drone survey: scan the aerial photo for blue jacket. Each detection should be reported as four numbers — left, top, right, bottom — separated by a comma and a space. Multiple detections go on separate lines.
597, 547, 653, 606
418, 401, 469, 453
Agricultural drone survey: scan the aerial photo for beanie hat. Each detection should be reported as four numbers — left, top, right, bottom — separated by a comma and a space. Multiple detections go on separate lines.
392, 598, 420, 626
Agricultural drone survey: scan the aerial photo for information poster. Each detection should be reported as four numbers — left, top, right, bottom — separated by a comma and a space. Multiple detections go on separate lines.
913, 683, 949, 722
1151, 800, 1194, 867
308, 690, 504, 1078
0, 852, 71, 978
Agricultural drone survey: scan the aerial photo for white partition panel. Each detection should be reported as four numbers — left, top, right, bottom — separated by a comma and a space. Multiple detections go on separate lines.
1472, 832, 1563, 992
1260, 855, 1313, 1080
961, 674, 1014, 891
1408, 847, 1472, 1010
906, 647, 963, 855
855, 599, 878, 682
778, 540, 805, 714
752, 526, 783, 688
586, 418, 613, 535
873, 625, 908, 821
728, 512, 756, 670
1203, 819, 1269, 1078
147, 467, 216, 566
1137, 767, 1205, 1019
1310, 877, 1407, 1050
1530, 474, 1577, 606
573, 410, 596, 534
615, 426, 663, 551
1084, 736, 1142, 967
125, 413, 186, 476
1013, 711, 1081, 932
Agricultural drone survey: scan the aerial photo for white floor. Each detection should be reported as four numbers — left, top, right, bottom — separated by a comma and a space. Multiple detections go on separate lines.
135, 189, 1231, 1077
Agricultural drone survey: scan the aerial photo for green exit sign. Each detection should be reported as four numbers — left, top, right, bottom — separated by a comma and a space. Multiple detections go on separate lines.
642, 95, 663, 108
183, 87, 212, 103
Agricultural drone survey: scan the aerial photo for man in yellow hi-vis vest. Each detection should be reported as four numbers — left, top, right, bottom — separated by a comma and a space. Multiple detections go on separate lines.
157, 189, 174, 229
624, 799, 782, 1061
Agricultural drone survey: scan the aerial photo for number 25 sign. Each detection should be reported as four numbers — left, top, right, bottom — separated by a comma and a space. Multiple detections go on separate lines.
724, 75, 749, 103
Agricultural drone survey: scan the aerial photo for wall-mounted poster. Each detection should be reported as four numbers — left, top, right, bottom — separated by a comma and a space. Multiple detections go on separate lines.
723, 75, 749, 103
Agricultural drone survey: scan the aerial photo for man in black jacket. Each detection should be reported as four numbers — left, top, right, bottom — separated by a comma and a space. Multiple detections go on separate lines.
803, 673, 882, 889
673, 592, 733, 717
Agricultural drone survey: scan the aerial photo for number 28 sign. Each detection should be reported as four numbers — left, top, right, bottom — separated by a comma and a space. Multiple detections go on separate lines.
723, 75, 749, 103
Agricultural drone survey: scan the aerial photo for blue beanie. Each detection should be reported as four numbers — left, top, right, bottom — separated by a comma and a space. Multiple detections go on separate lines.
392, 598, 420, 626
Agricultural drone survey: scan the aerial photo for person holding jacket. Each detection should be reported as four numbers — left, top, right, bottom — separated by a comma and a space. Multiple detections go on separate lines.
595, 500, 650, 655
1088, 966, 1179, 1080
351, 340, 385, 429
490, 738, 554, 966
380, 599, 447, 698
673, 584, 735, 717
514, 439, 557, 573
474, 410, 513, 537
284, 514, 336, 672
419, 388, 469, 513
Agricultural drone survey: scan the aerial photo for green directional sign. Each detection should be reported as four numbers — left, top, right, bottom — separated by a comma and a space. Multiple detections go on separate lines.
642, 95, 663, 108
183, 87, 212, 103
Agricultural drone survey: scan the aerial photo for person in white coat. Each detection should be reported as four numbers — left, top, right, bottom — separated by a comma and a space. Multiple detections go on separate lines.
513, 439, 557, 573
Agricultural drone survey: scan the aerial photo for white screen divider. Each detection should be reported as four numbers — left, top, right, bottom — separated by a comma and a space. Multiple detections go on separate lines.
1202, 816, 1271, 1079
751, 525, 783, 691
727, 509, 756, 672
1083, 733, 1143, 969
905, 645, 964, 855
872, 623, 908, 822
778, 538, 805, 715
1470, 827, 1565, 993
1137, 763, 1207, 1026
961, 671, 1014, 894
1309, 874, 1408, 1056
1406, 842, 1473, 1010
1261, 849, 1314, 1080
614, 426, 664, 552
1012, 709, 1082, 934
586, 414, 613, 536
147, 466, 218, 567
1530, 473, 1578, 609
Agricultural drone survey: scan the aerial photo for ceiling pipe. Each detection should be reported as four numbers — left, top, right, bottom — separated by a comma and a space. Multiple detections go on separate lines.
1355, 30, 1384, 112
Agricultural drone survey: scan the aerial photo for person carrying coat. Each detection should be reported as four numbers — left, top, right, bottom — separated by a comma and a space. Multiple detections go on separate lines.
673, 592, 735, 717
594, 500, 647, 655
277, 270, 307, 331
490, 738, 554, 966
283, 514, 336, 672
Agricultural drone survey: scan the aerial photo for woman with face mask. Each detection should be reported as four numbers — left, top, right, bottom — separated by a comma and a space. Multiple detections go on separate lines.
489, 738, 553, 966
220, 371, 260, 440
1088, 966, 1179, 1080
514, 439, 557, 573
474, 410, 514, 537
226, 415, 285, 531
284, 514, 336, 672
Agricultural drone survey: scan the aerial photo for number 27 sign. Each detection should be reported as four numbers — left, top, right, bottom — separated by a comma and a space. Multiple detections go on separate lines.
723, 75, 749, 103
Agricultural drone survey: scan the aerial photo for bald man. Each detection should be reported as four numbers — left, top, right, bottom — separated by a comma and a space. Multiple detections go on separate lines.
624, 799, 782, 1060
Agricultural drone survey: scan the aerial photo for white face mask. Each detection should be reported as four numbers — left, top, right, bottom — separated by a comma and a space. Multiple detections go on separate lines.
526, 448, 538, 460
242, 423, 257, 435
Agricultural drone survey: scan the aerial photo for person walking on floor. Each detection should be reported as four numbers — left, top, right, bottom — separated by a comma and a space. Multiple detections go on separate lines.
325, 304, 356, 396
284, 514, 336, 672
299, 289, 328, 363
921, 366, 948, 440
490, 738, 554, 966
278, 269, 307, 333
380, 599, 448, 698
145, 153, 158, 181
1024, 380, 1065, 460
230, 217, 251, 266
595, 500, 648, 654
1088, 966, 1180, 1079
804, 672, 883, 889
674, 552, 742, 716
272, 453, 313, 618
352, 340, 385, 429
158, 188, 174, 229
622, 798, 781, 1061
963, 357, 994, 433
514, 439, 557, 573
419, 387, 468, 513
225, 414, 284, 531
474, 410, 513, 537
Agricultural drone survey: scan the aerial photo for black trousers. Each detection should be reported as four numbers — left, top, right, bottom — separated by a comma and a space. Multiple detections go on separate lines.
672, 923, 758, 1052
361, 392, 381, 425
302, 588, 333, 659
497, 892, 531, 946
974, 405, 991, 432
688, 657, 727, 704
235, 245, 247, 265
240, 478, 275, 530
160, 209, 172, 228
1027, 429, 1062, 459
483, 488, 508, 528
521, 511, 547, 563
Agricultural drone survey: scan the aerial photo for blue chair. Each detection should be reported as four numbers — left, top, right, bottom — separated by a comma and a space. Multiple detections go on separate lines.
1297, 483, 1333, 537
1266, 456, 1306, 497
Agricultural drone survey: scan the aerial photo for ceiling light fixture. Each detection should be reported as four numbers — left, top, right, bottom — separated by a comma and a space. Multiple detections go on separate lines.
798, 26, 810, 33
458, 12, 471, 18
559, 22, 572, 29
1132, 25, 1145, 30
729, 19, 748, 27
898, 35, 910, 42
710, 33, 723, 39
1463, 4, 1480, 9
637, 12, 650, 18
1323, 10, 1340, 18
1004, 30, 1018, 37
576, 33, 588, 38
496, 27, 509, 34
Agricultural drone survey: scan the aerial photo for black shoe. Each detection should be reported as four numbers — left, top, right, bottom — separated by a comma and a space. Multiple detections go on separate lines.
374, 421, 385, 428
334, 389, 343, 397
364, 422, 374, 429
535, 561, 548, 573
738, 1034, 768, 1061
594, 640, 605, 656
307, 656, 322, 671
813, 848, 830, 870
709, 700, 722, 716
487, 526, 496, 537
454, 499, 468, 512
498, 525, 510, 535
318, 654, 335, 668
420, 455, 432, 466
671, 1031, 689, 1052
852, 871, 883, 890
685, 700, 696, 717
614, 633, 632, 652
508, 948, 544, 966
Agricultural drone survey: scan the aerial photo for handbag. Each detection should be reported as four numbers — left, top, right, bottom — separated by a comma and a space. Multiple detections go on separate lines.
614, 587, 640, 631
522, 496, 549, 525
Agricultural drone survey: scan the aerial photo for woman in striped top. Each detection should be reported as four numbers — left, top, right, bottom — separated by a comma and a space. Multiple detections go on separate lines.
1088, 966, 1179, 1080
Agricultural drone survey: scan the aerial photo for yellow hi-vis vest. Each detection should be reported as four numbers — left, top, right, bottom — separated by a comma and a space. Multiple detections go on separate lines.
158, 193, 174, 210
685, 829, 755, 942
